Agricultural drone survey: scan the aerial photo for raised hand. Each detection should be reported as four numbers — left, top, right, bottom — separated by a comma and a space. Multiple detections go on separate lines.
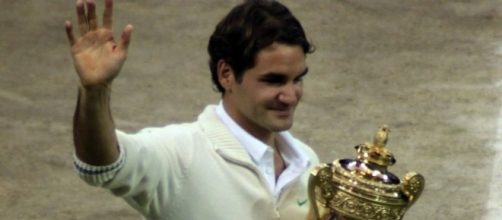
65, 0, 133, 87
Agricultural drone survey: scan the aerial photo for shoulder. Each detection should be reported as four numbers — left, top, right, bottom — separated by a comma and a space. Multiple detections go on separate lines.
136, 122, 198, 139
116, 120, 203, 155
116, 105, 221, 149
282, 132, 319, 164
288, 134, 320, 165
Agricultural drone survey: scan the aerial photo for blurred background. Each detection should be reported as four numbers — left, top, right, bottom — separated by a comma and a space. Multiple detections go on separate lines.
1, 0, 502, 219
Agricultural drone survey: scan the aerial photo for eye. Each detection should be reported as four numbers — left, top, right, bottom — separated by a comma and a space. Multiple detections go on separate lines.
294, 75, 305, 83
260, 74, 287, 85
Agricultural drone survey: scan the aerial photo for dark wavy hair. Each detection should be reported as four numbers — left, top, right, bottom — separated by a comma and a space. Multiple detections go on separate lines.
208, 0, 314, 93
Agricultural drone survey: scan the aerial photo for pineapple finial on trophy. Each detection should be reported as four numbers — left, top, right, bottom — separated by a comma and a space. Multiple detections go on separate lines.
373, 124, 390, 148
355, 125, 396, 171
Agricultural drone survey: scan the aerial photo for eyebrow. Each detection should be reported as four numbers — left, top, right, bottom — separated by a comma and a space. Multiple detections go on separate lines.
262, 67, 309, 79
298, 67, 309, 78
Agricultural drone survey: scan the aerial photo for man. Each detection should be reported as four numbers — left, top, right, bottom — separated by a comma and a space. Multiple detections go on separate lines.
65, 0, 319, 219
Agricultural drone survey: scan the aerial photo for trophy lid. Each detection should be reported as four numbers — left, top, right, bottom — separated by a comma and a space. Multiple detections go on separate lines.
347, 125, 399, 184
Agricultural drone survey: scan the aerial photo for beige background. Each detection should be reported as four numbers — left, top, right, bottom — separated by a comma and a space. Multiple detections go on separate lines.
1, 0, 502, 219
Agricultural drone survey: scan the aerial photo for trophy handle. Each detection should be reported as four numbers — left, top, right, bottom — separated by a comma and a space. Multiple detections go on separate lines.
308, 164, 333, 220
401, 172, 425, 208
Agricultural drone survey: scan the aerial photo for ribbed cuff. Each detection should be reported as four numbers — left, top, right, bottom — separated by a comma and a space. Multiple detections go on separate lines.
73, 145, 125, 186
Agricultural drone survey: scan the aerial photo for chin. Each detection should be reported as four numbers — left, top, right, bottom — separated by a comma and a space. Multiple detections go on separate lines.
269, 122, 293, 132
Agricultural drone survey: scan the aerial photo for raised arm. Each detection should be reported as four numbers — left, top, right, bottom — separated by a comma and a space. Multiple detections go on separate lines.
65, 0, 133, 165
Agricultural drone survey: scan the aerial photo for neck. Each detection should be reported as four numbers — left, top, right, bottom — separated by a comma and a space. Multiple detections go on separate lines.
222, 99, 277, 146
241, 121, 277, 147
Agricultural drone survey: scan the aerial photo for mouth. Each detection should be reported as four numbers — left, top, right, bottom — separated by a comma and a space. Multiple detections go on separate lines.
269, 106, 294, 117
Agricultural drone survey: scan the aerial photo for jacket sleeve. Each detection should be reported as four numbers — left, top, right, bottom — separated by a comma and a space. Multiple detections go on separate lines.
73, 143, 126, 186
74, 124, 195, 218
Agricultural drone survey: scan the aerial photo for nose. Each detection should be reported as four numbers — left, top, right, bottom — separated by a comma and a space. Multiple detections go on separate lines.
278, 83, 302, 105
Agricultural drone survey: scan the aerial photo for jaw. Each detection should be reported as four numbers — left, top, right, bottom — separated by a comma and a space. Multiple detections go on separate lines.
237, 110, 296, 144
222, 95, 297, 141
261, 108, 296, 132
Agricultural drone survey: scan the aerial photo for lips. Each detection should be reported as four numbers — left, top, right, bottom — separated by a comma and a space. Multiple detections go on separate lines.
268, 102, 295, 114
269, 107, 294, 117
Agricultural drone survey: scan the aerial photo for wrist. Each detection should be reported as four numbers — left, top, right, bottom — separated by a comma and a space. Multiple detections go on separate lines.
79, 83, 112, 96
79, 82, 112, 91
78, 83, 113, 108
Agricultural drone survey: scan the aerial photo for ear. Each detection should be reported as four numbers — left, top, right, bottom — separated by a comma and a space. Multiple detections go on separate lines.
217, 59, 235, 92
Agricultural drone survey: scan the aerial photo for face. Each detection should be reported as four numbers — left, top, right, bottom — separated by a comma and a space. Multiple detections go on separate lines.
220, 42, 308, 139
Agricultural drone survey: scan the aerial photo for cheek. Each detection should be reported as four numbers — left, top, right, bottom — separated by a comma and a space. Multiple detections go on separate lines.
295, 84, 304, 99
254, 86, 279, 101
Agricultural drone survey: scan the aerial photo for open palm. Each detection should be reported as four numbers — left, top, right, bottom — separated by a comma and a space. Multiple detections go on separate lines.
65, 0, 132, 87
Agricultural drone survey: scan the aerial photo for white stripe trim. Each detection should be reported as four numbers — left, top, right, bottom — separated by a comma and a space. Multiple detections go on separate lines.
73, 144, 125, 186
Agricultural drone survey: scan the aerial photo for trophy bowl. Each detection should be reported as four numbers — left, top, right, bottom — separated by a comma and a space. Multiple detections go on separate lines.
307, 125, 425, 220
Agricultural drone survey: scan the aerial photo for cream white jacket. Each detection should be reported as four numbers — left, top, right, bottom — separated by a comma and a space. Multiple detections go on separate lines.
75, 105, 319, 220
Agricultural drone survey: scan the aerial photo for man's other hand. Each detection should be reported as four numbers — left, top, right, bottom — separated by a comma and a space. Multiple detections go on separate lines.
65, 0, 133, 87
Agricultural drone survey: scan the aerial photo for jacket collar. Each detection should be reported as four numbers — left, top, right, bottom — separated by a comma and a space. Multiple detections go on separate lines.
196, 105, 257, 169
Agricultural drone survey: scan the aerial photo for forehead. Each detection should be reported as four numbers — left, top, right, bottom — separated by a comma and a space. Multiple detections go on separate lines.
251, 43, 307, 75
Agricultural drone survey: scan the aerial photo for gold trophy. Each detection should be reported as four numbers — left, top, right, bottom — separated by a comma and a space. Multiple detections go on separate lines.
307, 125, 425, 220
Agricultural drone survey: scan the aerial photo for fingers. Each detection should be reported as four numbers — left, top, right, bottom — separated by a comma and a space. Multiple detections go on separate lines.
103, 0, 113, 29
65, 21, 76, 46
117, 25, 134, 53
86, 0, 97, 31
76, 0, 88, 35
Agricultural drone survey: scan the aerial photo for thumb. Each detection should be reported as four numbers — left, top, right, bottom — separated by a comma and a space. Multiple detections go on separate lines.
117, 24, 133, 53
